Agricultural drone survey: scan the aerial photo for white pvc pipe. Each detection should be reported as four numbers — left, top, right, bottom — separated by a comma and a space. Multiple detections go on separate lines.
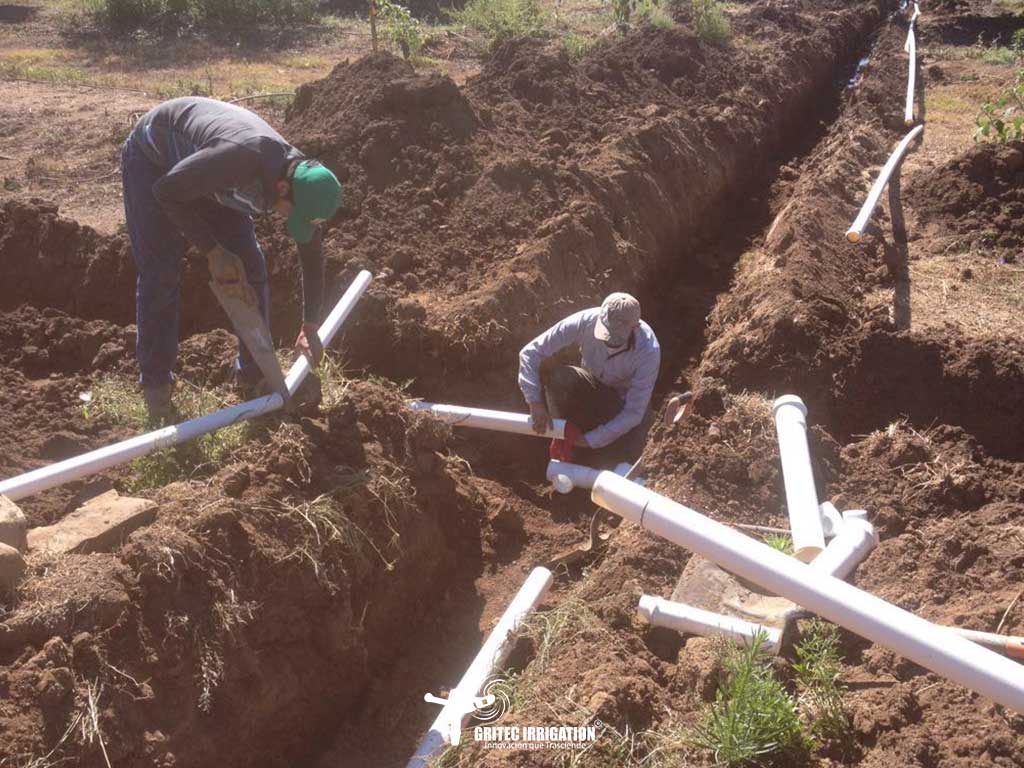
952, 628, 1024, 661
0, 271, 373, 502
546, 460, 600, 494
409, 402, 566, 439
407, 567, 553, 767
905, 26, 917, 126
638, 595, 782, 652
846, 124, 924, 243
773, 395, 825, 562
810, 510, 877, 580
590, 472, 1024, 711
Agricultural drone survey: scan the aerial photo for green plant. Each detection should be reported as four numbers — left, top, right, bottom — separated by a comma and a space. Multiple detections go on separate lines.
563, 32, 597, 60
975, 69, 1024, 142
763, 533, 793, 555
376, 0, 424, 60
608, 0, 631, 26
65, 0, 318, 29
449, 0, 549, 48
634, 0, 673, 28
793, 620, 850, 744
693, 632, 811, 766
691, 0, 730, 45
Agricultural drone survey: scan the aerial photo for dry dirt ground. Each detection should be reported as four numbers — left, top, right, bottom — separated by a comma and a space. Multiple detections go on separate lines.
2, 0, 1024, 766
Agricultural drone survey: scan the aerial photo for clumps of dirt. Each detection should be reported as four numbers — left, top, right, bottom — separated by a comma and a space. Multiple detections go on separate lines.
909, 140, 1024, 256
828, 323, 1024, 459
287, 52, 479, 201
0, 199, 135, 324
0, 379, 487, 767
0, 305, 130, 377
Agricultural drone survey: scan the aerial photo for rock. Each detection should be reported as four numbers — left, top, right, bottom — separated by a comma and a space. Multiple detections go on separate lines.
0, 542, 27, 593
0, 495, 28, 552
28, 490, 157, 555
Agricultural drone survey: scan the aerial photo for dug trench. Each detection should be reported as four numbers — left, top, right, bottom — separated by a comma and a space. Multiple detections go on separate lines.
2, 3, 1024, 768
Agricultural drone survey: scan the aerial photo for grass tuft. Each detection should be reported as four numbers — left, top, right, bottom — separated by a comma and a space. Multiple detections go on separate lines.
83, 375, 249, 491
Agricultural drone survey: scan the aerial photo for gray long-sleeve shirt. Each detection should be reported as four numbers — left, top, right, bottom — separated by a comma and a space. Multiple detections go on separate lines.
130, 97, 325, 321
518, 308, 661, 448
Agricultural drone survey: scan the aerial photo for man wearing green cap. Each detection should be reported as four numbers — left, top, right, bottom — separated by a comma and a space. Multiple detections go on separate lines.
121, 96, 342, 418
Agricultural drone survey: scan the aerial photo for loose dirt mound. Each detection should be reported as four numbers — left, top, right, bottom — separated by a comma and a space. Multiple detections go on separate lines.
909, 140, 1024, 256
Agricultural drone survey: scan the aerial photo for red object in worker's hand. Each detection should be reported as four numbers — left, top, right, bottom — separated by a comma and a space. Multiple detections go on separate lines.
549, 422, 583, 462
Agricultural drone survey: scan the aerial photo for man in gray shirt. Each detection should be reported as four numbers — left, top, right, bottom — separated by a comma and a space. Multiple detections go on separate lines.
518, 293, 661, 468
121, 96, 341, 419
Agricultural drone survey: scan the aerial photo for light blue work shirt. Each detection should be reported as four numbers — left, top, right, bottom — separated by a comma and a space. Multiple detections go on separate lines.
518, 308, 661, 448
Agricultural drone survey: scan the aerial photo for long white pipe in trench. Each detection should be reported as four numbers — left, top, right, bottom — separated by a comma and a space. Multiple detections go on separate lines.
409, 402, 566, 439
589, 472, 1024, 711
773, 395, 826, 561
846, 124, 924, 243
407, 567, 553, 767
905, 24, 917, 126
0, 271, 373, 502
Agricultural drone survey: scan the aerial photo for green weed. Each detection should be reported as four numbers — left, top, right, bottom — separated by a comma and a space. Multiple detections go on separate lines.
693, 632, 811, 766
449, 0, 549, 49
976, 69, 1024, 142
563, 32, 598, 60
377, 0, 424, 60
793, 620, 850, 744
763, 533, 793, 555
635, 0, 673, 28
690, 0, 730, 45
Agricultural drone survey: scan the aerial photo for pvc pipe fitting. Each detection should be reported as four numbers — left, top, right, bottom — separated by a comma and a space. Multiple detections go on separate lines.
409, 402, 566, 440
546, 460, 600, 494
638, 595, 781, 652
0, 271, 374, 502
810, 513, 878, 581
846, 125, 925, 243
772, 395, 825, 562
819, 501, 844, 539
590, 471, 1024, 712
407, 567, 553, 767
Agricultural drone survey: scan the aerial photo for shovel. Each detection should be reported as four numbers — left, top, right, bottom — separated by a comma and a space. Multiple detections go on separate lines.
207, 248, 290, 405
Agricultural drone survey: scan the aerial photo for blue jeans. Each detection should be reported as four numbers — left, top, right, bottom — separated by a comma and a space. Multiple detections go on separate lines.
121, 137, 270, 388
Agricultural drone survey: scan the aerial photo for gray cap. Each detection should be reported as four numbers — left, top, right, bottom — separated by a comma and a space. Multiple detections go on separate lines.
594, 292, 641, 343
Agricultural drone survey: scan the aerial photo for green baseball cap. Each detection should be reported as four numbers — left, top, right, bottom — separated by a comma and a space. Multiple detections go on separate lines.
287, 160, 342, 243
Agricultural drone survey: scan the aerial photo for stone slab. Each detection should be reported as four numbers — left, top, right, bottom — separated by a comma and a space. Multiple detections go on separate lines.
0, 542, 26, 593
672, 554, 809, 652
27, 490, 158, 555
0, 495, 28, 553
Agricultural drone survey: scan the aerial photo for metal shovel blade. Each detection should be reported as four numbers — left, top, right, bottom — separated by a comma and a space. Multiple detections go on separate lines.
209, 280, 290, 403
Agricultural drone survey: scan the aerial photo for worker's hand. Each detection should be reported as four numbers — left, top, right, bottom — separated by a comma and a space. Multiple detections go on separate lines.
529, 401, 552, 434
295, 322, 323, 366
564, 422, 588, 447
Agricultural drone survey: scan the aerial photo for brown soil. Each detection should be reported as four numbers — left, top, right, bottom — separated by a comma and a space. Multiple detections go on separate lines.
3, 0, 1024, 766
